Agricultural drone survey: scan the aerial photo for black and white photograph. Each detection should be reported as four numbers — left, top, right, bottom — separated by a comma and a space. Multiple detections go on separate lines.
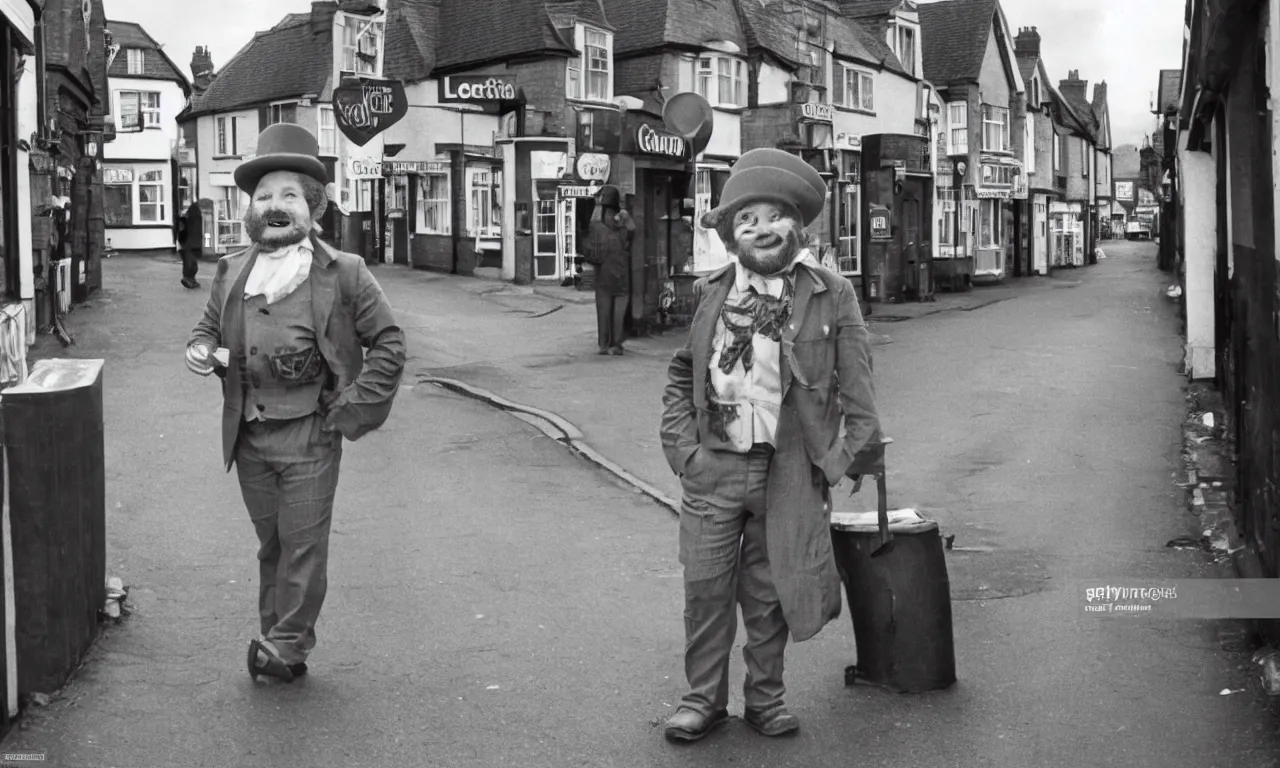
0, 0, 1272, 764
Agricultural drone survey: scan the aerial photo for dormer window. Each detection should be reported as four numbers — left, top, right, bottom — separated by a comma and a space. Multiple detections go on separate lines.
696, 55, 745, 108
892, 24, 916, 77
126, 48, 144, 75
566, 25, 612, 103
340, 15, 384, 75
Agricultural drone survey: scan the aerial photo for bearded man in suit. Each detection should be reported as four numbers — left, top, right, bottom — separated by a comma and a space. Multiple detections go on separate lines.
659, 148, 880, 741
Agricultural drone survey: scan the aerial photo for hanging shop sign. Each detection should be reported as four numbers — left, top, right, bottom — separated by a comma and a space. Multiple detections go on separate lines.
332, 77, 409, 147
797, 103, 833, 123
559, 185, 599, 198
834, 132, 862, 151
635, 123, 686, 158
102, 167, 133, 185
575, 153, 611, 183
438, 75, 519, 104
347, 156, 384, 180
869, 205, 891, 240
1114, 181, 1134, 200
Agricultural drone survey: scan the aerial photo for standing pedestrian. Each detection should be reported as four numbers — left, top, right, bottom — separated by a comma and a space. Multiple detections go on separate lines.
658, 148, 881, 741
184, 124, 406, 683
179, 200, 204, 289
585, 185, 633, 355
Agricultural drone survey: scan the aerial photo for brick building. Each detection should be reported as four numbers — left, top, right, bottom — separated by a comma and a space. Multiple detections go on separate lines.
920, 0, 1027, 285
1056, 69, 1108, 264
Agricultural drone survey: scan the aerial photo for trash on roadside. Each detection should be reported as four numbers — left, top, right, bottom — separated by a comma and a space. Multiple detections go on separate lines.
101, 576, 129, 621
1202, 413, 1215, 429
1220, 688, 1245, 696
28, 692, 50, 707
1253, 648, 1280, 695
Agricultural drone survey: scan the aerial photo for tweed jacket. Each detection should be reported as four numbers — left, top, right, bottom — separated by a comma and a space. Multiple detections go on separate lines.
660, 259, 880, 642
189, 235, 406, 470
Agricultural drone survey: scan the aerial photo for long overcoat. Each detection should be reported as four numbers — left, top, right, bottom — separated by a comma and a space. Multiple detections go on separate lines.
660, 258, 880, 642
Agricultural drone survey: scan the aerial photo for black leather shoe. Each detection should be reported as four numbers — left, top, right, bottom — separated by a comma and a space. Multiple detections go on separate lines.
288, 662, 307, 678
664, 707, 728, 743
743, 707, 800, 737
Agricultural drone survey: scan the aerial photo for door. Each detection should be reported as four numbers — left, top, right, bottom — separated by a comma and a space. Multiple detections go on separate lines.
838, 182, 861, 276
1033, 198, 1048, 274
557, 195, 576, 282
899, 178, 924, 298
533, 181, 559, 279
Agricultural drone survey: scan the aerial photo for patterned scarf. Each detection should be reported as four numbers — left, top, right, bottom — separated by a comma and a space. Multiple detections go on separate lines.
705, 275, 795, 441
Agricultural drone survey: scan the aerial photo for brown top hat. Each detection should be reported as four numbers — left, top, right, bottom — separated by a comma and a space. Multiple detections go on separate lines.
700, 148, 827, 230
233, 124, 329, 194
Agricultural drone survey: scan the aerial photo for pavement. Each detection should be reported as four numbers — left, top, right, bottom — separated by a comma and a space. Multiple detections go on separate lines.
3, 240, 1280, 767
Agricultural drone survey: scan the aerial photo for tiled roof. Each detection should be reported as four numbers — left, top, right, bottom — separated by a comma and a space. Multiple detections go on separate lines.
435, 0, 610, 72
1047, 82, 1091, 137
737, 0, 902, 74
1157, 69, 1181, 114
839, 0, 904, 18
918, 0, 997, 86
605, 0, 747, 54
1014, 53, 1036, 87
106, 20, 190, 92
383, 0, 436, 81
182, 10, 334, 119
834, 13, 906, 73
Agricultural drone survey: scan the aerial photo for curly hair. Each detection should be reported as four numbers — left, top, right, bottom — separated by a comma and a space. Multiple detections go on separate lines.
298, 174, 330, 227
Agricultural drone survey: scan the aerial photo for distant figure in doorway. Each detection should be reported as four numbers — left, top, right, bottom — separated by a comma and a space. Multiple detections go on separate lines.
585, 185, 634, 356
178, 201, 204, 289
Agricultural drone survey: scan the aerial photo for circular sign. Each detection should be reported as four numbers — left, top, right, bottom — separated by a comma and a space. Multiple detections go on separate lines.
662, 92, 714, 140
576, 153, 611, 182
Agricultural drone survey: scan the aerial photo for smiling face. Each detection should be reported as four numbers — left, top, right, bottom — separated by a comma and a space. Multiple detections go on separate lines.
243, 171, 322, 249
727, 200, 806, 277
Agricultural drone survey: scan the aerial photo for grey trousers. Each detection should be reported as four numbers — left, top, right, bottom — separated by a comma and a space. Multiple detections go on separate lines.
234, 413, 342, 665
678, 444, 788, 716
595, 287, 627, 350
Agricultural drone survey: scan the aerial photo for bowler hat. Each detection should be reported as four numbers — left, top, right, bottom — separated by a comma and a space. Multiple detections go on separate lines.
596, 185, 622, 209
700, 148, 827, 229
233, 124, 329, 194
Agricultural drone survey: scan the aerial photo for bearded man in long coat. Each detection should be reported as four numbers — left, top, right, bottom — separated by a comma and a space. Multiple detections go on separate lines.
659, 148, 880, 741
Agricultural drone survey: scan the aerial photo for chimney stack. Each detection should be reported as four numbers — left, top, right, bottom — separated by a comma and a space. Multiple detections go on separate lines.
1059, 70, 1088, 105
1014, 26, 1040, 58
190, 46, 214, 92
1092, 80, 1108, 111
311, 1, 338, 37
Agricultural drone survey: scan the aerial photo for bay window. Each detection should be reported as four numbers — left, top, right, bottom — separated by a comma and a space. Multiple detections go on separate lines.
979, 199, 1005, 249
417, 169, 451, 235
838, 65, 875, 112
567, 25, 612, 102
948, 102, 968, 154
696, 55, 745, 108
982, 104, 1010, 152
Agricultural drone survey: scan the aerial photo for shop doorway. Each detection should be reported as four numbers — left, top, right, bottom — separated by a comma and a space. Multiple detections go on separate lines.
532, 181, 576, 281
630, 168, 686, 332
899, 176, 929, 299
1033, 197, 1048, 274
837, 182, 861, 276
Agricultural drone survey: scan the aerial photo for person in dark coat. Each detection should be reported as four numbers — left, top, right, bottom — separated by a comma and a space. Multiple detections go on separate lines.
585, 185, 634, 355
179, 201, 204, 289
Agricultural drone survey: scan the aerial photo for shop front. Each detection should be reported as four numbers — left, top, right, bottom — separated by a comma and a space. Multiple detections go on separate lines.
860, 133, 933, 303
973, 154, 1021, 279
390, 154, 502, 276
101, 161, 172, 251
497, 137, 574, 285
933, 157, 974, 291
1049, 200, 1084, 267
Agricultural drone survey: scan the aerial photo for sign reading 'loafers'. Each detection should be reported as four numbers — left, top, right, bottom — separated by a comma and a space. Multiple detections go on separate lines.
331, 77, 408, 147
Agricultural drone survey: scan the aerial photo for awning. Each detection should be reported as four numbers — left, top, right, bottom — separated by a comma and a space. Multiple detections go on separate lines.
0, 0, 35, 50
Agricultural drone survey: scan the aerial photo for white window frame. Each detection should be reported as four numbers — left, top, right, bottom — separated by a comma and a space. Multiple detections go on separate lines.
103, 171, 132, 227
1053, 132, 1061, 175
695, 55, 745, 108
268, 101, 298, 126
838, 182, 861, 275
126, 48, 144, 75
982, 104, 1010, 153
465, 166, 501, 237
840, 65, 875, 112
948, 102, 968, 155
137, 170, 166, 223
693, 166, 730, 273
937, 173, 956, 246
340, 16, 384, 75
318, 105, 337, 155
567, 25, 613, 103
1081, 138, 1090, 177
893, 24, 916, 77
117, 91, 160, 132
216, 116, 239, 156
416, 167, 451, 235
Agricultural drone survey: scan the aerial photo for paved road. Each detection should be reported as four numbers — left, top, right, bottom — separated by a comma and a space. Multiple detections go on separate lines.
3, 241, 1279, 767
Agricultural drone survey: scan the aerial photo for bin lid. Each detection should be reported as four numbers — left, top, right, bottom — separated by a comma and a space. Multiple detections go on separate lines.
3, 358, 103, 396
830, 507, 937, 534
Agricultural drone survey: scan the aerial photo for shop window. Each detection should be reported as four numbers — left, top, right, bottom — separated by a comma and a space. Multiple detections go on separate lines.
466, 166, 501, 237
138, 170, 166, 222
318, 106, 337, 155
417, 171, 451, 235
979, 199, 1005, 249
696, 55, 745, 108
567, 25, 612, 102
340, 16, 383, 75
268, 102, 297, 126
838, 183, 861, 275
118, 91, 160, 131
982, 104, 1010, 153
937, 175, 956, 246
390, 176, 409, 212
948, 102, 968, 155
693, 167, 730, 272
533, 183, 559, 279
103, 182, 132, 227
126, 48, 144, 75
216, 188, 244, 247
838, 65, 874, 112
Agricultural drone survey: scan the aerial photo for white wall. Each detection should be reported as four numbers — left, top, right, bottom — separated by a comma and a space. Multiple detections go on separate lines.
1179, 132, 1216, 380
382, 79, 497, 159
16, 54, 36, 306
830, 66, 918, 138
758, 61, 791, 105
195, 109, 259, 252
105, 77, 185, 161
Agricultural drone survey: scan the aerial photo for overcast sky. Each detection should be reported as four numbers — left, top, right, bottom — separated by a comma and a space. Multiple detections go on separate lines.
104, 0, 1182, 148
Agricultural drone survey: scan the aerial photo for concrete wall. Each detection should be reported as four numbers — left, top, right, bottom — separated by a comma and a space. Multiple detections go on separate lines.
105, 77, 185, 161
1179, 132, 1216, 380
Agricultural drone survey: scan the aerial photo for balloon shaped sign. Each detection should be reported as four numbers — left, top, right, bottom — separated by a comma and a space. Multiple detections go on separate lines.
332, 77, 409, 147
662, 92, 714, 140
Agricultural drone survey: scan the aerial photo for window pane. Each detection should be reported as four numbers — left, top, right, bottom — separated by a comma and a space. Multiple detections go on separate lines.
104, 185, 132, 226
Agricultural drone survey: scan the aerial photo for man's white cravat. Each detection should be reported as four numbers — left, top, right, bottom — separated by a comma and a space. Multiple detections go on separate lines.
244, 240, 314, 305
